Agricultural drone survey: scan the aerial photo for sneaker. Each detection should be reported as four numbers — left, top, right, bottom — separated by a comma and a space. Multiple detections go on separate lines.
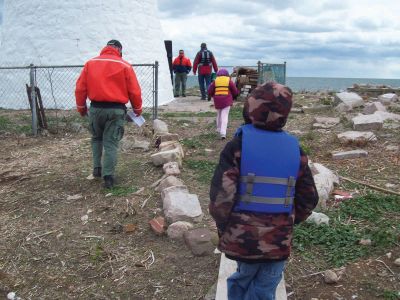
93, 167, 102, 178
182, 94, 186, 97
104, 175, 114, 189
201, 97, 206, 100
221, 135, 226, 140
207, 95, 211, 101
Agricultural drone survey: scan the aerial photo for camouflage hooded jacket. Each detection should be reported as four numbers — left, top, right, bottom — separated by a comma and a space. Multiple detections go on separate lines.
209, 82, 319, 263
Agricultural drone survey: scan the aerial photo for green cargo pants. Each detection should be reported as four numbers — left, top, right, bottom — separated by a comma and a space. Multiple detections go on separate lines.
174, 72, 187, 96
89, 106, 126, 177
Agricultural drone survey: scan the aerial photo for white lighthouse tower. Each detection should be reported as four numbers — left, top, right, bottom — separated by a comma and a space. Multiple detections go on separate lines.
0, 0, 173, 106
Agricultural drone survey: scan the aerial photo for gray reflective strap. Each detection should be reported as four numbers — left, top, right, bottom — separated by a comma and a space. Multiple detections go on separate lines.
240, 175, 293, 186
285, 176, 296, 207
242, 173, 255, 204
239, 195, 294, 205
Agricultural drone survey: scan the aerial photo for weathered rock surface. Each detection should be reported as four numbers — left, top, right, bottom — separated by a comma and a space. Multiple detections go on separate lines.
331, 149, 368, 160
334, 92, 364, 109
374, 111, 400, 122
363, 102, 387, 114
155, 175, 185, 192
306, 212, 330, 226
150, 149, 182, 167
352, 114, 383, 131
159, 141, 184, 158
378, 93, 398, 105
153, 119, 169, 134
337, 131, 377, 143
183, 228, 214, 256
162, 186, 203, 223
163, 161, 181, 176
167, 221, 194, 240
120, 137, 150, 151
156, 133, 179, 144
313, 117, 340, 129
310, 162, 339, 209
323, 270, 339, 284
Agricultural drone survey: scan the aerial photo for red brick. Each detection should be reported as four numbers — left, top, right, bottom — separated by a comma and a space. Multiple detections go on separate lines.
149, 217, 166, 235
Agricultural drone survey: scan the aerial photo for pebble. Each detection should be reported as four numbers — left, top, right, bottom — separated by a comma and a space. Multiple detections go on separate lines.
323, 270, 339, 284
359, 238, 372, 245
394, 258, 400, 266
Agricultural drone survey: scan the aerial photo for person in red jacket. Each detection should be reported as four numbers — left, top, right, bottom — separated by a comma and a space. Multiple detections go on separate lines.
193, 43, 218, 100
172, 49, 192, 97
75, 40, 142, 189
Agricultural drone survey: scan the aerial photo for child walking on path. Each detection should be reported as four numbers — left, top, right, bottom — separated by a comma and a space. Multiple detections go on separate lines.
207, 68, 238, 139
209, 82, 318, 299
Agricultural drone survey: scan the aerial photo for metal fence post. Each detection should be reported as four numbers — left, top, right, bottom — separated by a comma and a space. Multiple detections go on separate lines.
154, 61, 159, 120
283, 61, 287, 85
29, 64, 38, 136
257, 60, 262, 85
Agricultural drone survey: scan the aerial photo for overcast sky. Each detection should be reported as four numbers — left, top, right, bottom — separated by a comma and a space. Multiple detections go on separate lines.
157, 0, 400, 78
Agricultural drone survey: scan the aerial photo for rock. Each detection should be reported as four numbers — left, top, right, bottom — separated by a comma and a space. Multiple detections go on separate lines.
150, 149, 182, 167
183, 228, 214, 256
163, 162, 181, 176
86, 174, 95, 180
167, 221, 194, 240
67, 194, 83, 201
385, 252, 392, 259
155, 175, 185, 192
303, 104, 331, 112
81, 214, 89, 224
159, 141, 185, 158
323, 270, 339, 284
149, 217, 166, 235
359, 238, 372, 246
306, 212, 330, 226
162, 186, 203, 223
386, 145, 399, 151
132, 139, 150, 151
313, 117, 340, 129
378, 93, 398, 105
374, 111, 400, 122
394, 258, 400, 266
310, 162, 339, 209
70, 122, 86, 133
331, 149, 368, 160
334, 92, 364, 109
352, 114, 383, 131
363, 102, 387, 114
335, 102, 352, 113
120, 137, 150, 151
337, 131, 377, 143
153, 119, 169, 134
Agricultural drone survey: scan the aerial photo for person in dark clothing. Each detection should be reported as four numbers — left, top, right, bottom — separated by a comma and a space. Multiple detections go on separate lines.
172, 49, 192, 97
209, 82, 319, 299
193, 43, 218, 100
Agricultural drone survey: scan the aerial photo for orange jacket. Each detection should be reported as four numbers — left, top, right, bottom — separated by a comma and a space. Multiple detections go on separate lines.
75, 46, 142, 115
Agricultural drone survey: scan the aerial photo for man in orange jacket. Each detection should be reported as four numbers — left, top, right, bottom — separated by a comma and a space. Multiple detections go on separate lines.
172, 49, 192, 97
75, 40, 142, 189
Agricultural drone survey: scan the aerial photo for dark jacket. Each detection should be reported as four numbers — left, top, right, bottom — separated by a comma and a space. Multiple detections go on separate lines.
209, 82, 319, 263
193, 48, 218, 75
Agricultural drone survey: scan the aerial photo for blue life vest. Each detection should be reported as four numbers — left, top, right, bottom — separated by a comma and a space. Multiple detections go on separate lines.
233, 124, 300, 214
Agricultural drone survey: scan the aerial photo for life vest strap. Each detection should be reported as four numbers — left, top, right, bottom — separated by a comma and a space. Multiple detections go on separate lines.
240, 175, 296, 186
239, 195, 294, 205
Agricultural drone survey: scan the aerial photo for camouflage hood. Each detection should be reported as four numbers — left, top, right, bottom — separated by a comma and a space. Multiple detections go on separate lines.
243, 82, 293, 131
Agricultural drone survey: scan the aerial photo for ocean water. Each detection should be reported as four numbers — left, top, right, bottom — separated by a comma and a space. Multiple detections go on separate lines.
186, 76, 400, 92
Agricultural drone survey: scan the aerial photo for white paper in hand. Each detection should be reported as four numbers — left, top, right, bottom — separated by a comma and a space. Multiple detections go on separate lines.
127, 111, 145, 127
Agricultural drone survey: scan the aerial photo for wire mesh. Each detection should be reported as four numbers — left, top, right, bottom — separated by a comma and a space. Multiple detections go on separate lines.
0, 63, 157, 132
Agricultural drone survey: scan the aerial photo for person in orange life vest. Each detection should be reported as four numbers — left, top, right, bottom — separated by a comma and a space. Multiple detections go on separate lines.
172, 49, 192, 97
193, 43, 218, 100
207, 68, 238, 140
75, 40, 142, 189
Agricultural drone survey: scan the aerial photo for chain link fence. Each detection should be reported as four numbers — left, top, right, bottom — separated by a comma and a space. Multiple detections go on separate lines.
0, 63, 158, 135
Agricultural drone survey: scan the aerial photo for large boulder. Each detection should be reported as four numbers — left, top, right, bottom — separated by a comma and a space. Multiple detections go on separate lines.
334, 92, 364, 109
378, 93, 398, 105
183, 228, 214, 256
352, 114, 383, 131
363, 102, 387, 115
150, 148, 182, 167
162, 186, 203, 223
310, 162, 339, 209
337, 131, 377, 143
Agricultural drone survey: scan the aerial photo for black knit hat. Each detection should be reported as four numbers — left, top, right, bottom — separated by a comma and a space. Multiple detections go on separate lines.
107, 40, 122, 50
200, 42, 207, 49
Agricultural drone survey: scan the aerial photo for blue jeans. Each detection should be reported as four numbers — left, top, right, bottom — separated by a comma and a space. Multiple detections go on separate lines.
198, 73, 212, 99
227, 260, 286, 300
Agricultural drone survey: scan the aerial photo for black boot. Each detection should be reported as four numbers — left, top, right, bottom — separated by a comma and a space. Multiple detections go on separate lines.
93, 167, 102, 178
104, 175, 114, 189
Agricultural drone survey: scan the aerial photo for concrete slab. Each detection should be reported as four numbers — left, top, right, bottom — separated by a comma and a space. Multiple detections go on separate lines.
158, 95, 215, 112
215, 253, 287, 300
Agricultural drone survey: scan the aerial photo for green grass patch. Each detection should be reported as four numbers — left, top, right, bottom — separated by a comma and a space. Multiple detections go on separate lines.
230, 105, 244, 120
0, 115, 12, 130
185, 159, 217, 184
161, 111, 216, 118
181, 132, 219, 149
293, 193, 400, 267
105, 185, 138, 197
